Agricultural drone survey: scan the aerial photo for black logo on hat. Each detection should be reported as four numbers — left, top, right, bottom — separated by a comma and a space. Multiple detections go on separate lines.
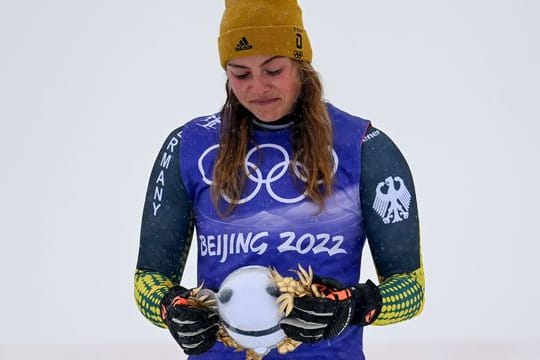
235, 37, 253, 52
295, 34, 303, 49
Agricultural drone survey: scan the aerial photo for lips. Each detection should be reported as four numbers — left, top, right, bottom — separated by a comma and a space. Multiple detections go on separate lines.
250, 98, 279, 106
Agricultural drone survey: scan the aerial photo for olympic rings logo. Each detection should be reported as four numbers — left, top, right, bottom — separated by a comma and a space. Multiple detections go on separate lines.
198, 143, 338, 204
293, 50, 303, 59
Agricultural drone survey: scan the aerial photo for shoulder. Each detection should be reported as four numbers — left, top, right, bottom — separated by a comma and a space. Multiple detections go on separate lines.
361, 125, 403, 155
162, 112, 222, 150
181, 112, 222, 135
154, 112, 222, 156
326, 102, 370, 125
325, 102, 372, 141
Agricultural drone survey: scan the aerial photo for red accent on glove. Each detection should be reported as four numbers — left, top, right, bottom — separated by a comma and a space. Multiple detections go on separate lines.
364, 309, 376, 323
324, 288, 352, 301
171, 296, 190, 307
161, 305, 167, 321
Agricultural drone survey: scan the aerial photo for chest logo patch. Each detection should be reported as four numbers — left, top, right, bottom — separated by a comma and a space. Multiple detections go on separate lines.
198, 143, 338, 204
372, 176, 411, 224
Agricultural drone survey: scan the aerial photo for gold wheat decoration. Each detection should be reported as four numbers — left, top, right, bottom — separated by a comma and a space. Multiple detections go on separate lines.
187, 265, 323, 359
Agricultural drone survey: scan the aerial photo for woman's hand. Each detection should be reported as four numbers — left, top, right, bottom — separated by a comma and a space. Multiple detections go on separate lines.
279, 276, 382, 343
161, 286, 220, 355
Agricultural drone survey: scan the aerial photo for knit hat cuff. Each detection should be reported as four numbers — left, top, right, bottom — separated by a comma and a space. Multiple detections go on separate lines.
218, 26, 312, 68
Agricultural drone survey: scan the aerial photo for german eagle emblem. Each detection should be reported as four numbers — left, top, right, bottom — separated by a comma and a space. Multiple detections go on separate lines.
372, 176, 411, 224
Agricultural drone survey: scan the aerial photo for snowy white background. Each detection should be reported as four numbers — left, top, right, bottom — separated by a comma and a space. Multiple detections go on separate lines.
1, 0, 539, 359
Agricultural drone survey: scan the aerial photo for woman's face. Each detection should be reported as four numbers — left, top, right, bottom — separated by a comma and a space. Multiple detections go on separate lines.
226, 55, 302, 122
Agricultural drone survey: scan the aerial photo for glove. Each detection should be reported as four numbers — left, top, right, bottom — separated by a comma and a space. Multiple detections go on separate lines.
279, 276, 382, 343
161, 286, 220, 355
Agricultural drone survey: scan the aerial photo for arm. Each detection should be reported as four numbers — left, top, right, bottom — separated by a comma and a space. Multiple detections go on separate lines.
279, 125, 424, 342
360, 126, 425, 325
134, 126, 194, 328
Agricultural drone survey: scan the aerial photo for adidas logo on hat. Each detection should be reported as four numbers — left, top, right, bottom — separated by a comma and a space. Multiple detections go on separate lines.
234, 36, 253, 52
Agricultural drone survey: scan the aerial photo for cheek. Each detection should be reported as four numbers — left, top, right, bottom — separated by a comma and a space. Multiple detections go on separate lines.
281, 79, 301, 100
278, 71, 301, 99
228, 78, 246, 97
291, 81, 302, 99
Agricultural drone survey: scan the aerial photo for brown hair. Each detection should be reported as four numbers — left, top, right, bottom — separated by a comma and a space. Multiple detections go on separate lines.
211, 61, 334, 216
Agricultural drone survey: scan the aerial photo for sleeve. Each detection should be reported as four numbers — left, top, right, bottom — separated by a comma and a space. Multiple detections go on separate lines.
134, 126, 195, 327
360, 126, 425, 326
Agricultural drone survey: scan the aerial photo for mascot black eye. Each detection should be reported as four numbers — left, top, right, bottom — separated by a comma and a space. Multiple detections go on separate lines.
266, 284, 280, 298
218, 288, 233, 304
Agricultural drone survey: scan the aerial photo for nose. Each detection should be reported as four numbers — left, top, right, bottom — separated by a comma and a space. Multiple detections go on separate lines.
250, 74, 271, 95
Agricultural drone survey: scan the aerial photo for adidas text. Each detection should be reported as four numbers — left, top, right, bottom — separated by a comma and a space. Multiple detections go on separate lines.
235, 36, 253, 52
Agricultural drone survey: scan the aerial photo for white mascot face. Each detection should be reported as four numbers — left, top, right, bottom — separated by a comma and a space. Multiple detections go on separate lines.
217, 265, 285, 355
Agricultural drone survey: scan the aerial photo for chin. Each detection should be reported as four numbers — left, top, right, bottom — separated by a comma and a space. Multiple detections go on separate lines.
251, 110, 287, 122
256, 116, 280, 122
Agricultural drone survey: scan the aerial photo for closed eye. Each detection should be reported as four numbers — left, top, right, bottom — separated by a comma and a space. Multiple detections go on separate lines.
232, 72, 250, 80
266, 68, 282, 76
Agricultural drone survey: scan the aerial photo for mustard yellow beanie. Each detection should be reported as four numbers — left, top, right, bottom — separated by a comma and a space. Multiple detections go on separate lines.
218, 0, 313, 68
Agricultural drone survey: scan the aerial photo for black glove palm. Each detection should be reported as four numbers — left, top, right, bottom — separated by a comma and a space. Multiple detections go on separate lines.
279, 277, 382, 343
161, 286, 219, 355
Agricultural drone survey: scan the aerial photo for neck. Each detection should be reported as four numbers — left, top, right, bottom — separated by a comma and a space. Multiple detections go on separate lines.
251, 112, 296, 130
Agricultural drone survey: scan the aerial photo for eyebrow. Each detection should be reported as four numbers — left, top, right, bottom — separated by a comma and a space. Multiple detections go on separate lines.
227, 56, 283, 69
